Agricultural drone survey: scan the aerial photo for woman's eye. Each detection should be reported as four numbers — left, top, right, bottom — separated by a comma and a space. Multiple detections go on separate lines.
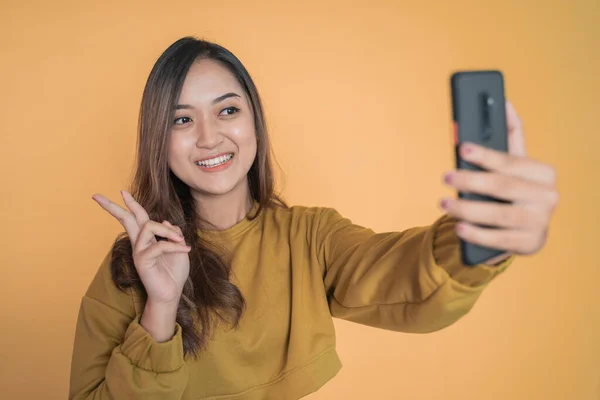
174, 116, 192, 125
220, 107, 240, 116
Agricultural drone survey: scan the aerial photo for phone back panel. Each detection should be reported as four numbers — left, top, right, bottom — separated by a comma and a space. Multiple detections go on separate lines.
451, 70, 509, 265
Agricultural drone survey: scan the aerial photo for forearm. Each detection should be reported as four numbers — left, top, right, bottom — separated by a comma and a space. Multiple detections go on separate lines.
322, 210, 513, 332
70, 297, 188, 400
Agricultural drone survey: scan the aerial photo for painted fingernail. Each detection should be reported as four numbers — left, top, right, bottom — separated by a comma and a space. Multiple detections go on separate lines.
444, 172, 454, 184
440, 198, 450, 210
461, 144, 473, 156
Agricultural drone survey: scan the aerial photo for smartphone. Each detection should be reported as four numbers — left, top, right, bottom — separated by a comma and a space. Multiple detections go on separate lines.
450, 70, 509, 266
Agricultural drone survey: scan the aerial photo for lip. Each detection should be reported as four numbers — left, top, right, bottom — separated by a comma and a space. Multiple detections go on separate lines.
194, 152, 234, 163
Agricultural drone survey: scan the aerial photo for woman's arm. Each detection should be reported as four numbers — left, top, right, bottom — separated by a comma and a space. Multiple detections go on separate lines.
69, 252, 189, 400
315, 208, 513, 332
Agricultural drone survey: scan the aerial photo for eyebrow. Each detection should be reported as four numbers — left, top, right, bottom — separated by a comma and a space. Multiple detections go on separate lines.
175, 92, 241, 110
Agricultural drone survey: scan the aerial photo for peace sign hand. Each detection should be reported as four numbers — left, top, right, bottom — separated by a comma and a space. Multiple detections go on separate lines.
92, 190, 191, 306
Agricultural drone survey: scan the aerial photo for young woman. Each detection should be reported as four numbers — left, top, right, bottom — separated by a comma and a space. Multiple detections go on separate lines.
69, 37, 558, 399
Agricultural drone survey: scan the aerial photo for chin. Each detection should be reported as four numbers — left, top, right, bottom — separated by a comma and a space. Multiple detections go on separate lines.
191, 177, 246, 198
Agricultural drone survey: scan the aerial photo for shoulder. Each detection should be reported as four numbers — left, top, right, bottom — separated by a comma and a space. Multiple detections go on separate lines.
262, 204, 349, 236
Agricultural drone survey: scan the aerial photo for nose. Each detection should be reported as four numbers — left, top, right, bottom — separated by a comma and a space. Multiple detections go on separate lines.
195, 116, 224, 150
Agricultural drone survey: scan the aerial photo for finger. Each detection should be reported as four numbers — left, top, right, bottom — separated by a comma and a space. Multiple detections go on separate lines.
121, 190, 151, 227
138, 241, 192, 262
455, 221, 544, 255
135, 220, 186, 253
506, 101, 527, 157
440, 197, 547, 229
446, 170, 552, 203
483, 252, 513, 266
92, 194, 140, 244
163, 220, 183, 234
458, 143, 556, 186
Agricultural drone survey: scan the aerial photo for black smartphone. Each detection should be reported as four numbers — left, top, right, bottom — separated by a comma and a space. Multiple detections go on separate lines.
450, 70, 509, 266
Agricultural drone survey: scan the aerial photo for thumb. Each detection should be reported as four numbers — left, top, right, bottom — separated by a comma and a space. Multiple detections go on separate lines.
506, 101, 527, 157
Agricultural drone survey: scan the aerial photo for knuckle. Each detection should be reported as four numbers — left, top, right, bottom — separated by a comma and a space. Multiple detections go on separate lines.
544, 165, 557, 183
519, 205, 550, 230
497, 232, 514, 250
451, 201, 465, 218
518, 207, 539, 228
499, 154, 514, 170
467, 173, 487, 192
490, 206, 509, 226
486, 175, 505, 195
454, 170, 468, 185
504, 208, 522, 227
133, 243, 144, 257
162, 220, 182, 235
531, 209, 549, 228
140, 220, 155, 234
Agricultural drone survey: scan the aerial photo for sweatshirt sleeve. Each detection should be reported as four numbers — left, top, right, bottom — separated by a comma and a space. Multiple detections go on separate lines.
69, 251, 189, 400
317, 208, 514, 333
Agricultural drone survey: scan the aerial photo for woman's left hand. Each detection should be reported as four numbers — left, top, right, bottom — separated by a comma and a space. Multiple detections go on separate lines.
440, 102, 559, 265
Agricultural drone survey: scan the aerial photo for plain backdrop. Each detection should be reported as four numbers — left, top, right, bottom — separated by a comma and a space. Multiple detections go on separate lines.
1, 1, 599, 399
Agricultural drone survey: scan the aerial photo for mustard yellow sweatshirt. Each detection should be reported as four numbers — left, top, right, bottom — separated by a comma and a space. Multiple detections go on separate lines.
69, 204, 513, 400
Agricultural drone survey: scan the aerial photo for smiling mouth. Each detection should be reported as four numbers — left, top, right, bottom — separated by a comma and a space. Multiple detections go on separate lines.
194, 153, 234, 168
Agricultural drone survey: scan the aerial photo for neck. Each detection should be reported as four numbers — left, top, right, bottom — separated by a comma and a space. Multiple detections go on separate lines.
193, 181, 254, 231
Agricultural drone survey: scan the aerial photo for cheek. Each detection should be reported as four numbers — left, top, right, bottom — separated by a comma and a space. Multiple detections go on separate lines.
230, 120, 257, 159
167, 135, 190, 171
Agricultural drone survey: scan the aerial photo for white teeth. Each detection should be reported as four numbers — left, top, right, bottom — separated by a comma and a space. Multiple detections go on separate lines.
196, 153, 233, 168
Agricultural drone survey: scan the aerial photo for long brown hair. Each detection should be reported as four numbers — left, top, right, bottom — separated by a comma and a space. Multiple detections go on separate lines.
110, 36, 285, 358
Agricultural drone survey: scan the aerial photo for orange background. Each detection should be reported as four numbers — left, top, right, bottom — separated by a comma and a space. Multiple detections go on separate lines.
1, 1, 599, 399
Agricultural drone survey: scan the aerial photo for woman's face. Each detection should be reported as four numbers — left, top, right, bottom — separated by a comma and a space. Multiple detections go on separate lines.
168, 58, 257, 199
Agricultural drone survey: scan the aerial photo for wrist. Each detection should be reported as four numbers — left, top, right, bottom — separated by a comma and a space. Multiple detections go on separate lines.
140, 299, 179, 342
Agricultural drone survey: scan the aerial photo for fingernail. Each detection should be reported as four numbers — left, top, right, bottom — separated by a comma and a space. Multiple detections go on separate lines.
444, 172, 454, 184
461, 143, 473, 156
456, 222, 466, 234
440, 198, 450, 210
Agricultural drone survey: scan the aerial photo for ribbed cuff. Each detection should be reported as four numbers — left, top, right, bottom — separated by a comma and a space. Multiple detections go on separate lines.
432, 214, 514, 287
120, 316, 185, 373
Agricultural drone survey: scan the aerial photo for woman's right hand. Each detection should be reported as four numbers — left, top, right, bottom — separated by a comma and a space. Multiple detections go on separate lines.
92, 190, 191, 307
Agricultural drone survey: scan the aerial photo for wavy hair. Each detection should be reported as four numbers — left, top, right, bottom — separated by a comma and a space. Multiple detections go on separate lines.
110, 36, 285, 358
